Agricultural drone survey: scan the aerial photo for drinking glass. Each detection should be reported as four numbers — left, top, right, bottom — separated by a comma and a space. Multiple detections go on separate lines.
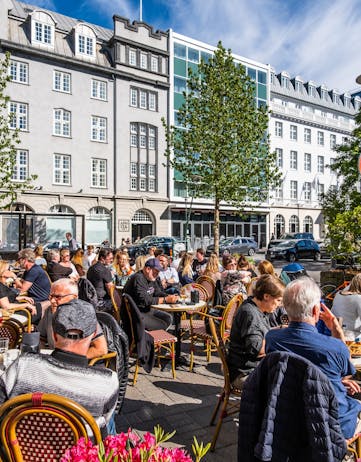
0, 338, 9, 369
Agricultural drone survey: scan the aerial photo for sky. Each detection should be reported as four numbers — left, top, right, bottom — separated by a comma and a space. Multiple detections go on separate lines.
25, 0, 361, 93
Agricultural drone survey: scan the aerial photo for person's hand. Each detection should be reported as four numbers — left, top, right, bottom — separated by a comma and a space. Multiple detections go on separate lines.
165, 295, 178, 304
17, 295, 34, 305
319, 303, 339, 330
161, 279, 167, 289
342, 377, 361, 396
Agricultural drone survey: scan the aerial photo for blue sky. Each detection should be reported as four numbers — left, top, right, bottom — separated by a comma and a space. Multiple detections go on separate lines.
26, 0, 361, 93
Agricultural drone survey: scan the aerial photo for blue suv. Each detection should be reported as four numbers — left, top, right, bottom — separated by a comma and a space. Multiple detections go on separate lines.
266, 239, 321, 262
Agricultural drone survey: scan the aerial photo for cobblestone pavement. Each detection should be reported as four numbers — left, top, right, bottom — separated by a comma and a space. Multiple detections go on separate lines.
115, 342, 238, 462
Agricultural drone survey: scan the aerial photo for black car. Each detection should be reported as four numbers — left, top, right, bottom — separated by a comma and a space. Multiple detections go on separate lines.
206, 237, 258, 257
266, 239, 321, 262
126, 236, 186, 258
268, 232, 314, 249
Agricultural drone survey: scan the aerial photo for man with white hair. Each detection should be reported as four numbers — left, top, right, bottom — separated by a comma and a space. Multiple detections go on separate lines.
266, 276, 361, 439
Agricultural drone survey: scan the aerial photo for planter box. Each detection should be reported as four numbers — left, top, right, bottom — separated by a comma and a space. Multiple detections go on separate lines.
320, 269, 359, 287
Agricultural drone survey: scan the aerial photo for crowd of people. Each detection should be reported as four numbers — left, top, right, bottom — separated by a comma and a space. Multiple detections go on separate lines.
0, 233, 361, 459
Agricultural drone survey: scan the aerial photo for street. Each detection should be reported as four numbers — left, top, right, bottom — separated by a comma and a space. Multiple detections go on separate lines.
254, 253, 332, 284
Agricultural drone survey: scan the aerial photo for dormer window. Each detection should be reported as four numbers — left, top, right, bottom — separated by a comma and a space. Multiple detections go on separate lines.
308, 83, 316, 97
331, 90, 340, 104
343, 93, 351, 108
295, 80, 303, 92
74, 24, 96, 59
31, 11, 55, 48
354, 97, 361, 111
280, 71, 290, 90
319, 85, 328, 100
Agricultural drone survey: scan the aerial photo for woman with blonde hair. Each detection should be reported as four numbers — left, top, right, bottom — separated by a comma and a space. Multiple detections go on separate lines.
71, 249, 86, 277
258, 260, 277, 277
333, 273, 361, 340
113, 251, 134, 285
134, 255, 149, 272
203, 253, 222, 282
178, 252, 194, 286
34, 245, 47, 267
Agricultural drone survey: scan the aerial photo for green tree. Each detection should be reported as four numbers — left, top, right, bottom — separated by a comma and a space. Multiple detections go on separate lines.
0, 52, 36, 208
163, 42, 280, 255
321, 108, 361, 254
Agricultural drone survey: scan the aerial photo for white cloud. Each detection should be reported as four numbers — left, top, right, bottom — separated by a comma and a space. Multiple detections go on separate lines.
163, 0, 361, 92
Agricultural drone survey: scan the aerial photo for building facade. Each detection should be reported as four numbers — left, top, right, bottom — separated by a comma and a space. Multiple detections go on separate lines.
0, 0, 360, 249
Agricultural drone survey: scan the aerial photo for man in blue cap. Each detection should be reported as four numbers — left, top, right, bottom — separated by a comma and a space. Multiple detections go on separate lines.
123, 258, 178, 330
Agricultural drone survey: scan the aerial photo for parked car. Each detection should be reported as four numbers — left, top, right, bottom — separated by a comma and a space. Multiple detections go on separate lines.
43, 240, 70, 251
266, 239, 321, 262
268, 232, 315, 249
126, 236, 186, 258
206, 237, 258, 257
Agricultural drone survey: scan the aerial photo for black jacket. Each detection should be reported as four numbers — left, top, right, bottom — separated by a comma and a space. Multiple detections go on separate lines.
238, 351, 347, 462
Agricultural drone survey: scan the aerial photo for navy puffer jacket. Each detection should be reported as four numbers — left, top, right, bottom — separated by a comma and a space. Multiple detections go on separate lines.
238, 351, 347, 462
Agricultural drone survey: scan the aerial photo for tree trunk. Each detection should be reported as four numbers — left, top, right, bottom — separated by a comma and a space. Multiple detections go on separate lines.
213, 197, 220, 256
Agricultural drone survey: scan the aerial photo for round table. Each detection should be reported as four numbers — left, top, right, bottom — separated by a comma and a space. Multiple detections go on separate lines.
151, 301, 206, 366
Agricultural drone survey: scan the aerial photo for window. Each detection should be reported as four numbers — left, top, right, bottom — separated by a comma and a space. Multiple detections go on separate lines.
129, 49, 137, 66
317, 131, 324, 146
290, 181, 298, 200
342, 136, 348, 144
139, 178, 147, 191
129, 87, 157, 111
91, 116, 107, 142
290, 125, 297, 141
308, 84, 315, 97
330, 134, 336, 148
53, 154, 71, 185
289, 215, 299, 233
303, 182, 311, 201
274, 183, 283, 199
53, 109, 71, 137
12, 150, 28, 181
140, 52, 148, 69
304, 128, 311, 143
317, 156, 324, 174
281, 75, 289, 89
149, 127, 156, 150
290, 150, 298, 169
9, 102, 28, 130
91, 79, 107, 100
130, 123, 138, 147
304, 153, 311, 172
295, 80, 303, 93
34, 21, 52, 45
275, 121, 283, 137
333, 93, 340, 104
78, 35, 94, 56
53, 71, 71, 93
151, 55, 158, 72
91, 158, 107, 188
275, 148, 283, 168
317, 183, 325, 201
9, 60, 28, 84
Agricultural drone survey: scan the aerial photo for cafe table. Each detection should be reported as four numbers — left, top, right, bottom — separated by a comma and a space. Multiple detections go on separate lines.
151, 300, 206, 367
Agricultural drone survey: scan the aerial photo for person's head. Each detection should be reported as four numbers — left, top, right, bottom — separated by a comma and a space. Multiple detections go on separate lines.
158, 254, 169, 270
283, 277, 321, 322
179, 252, 193, 271
204, 253, 219, 274
177, 250, 186, 260
60, 248, 71, 262
195, 248, 205, 261
135, 255, 148, 272
148, 246, 157, 256
237, 254, 250, 270
253, 274, 285, 313
98, 248, 114, 265
49, 278, 78, 310
154, 248, 164, 257
52, 299, 96, 353
65, 232, 72, 240
86, 245, 94, 254
223, 255, 237, 271
114, 251, 129, 268
34, 245, 44, 258
18, 248, 35, 269
347, 274, 361, 294
48, 249, 60, 263
0, 260, 14, 284
258, 260, 276, 276
143, 258, 162, 281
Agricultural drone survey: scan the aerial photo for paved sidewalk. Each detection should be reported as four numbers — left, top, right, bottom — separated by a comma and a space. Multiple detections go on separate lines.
115, 345, 238, 462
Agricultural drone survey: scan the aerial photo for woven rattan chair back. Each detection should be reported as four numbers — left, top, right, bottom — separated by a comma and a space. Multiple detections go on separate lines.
196, 276, 216, 303
0, 392, 102, 462
0, 318, 23, 349
220, 293, 244, 339
110, 286, 122, 323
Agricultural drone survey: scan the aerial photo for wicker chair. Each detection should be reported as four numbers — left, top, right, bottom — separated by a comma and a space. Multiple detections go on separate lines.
122, 294, 177, 385
110, 286, 122, 323
0, 317, 24, 349
180, 283, 209, 334
0, 392, 102, 461
196, 275, 216, 305
207, 317, 242, 452
188, 293, 244, 372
